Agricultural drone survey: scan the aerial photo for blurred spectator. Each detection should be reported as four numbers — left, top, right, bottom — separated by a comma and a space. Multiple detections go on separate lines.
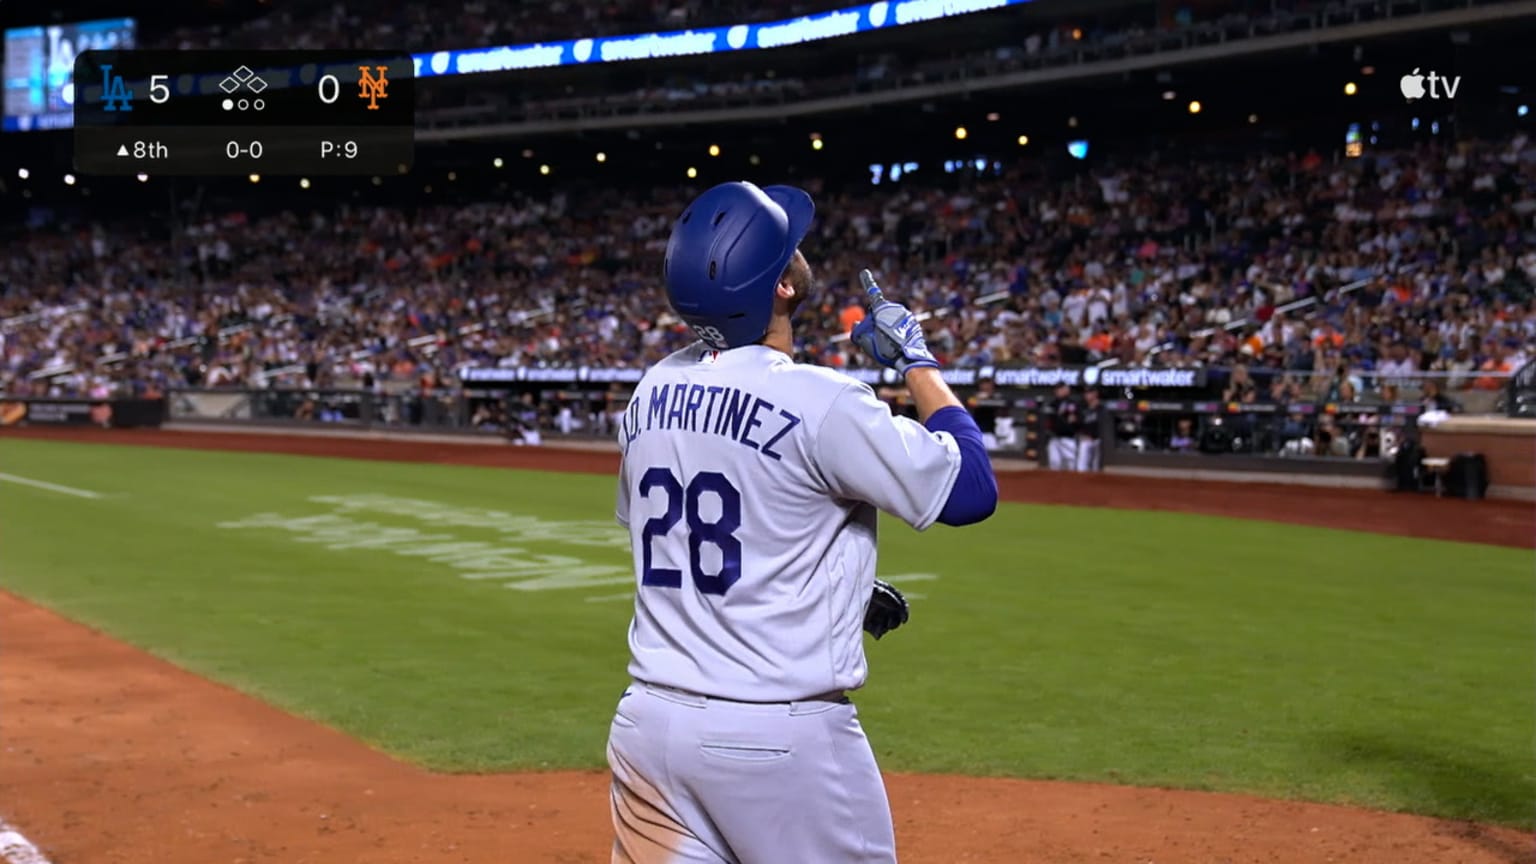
1169, 417, 1197, 452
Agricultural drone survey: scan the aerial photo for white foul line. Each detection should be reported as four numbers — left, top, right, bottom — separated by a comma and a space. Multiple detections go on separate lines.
0, 473, 102, 499
0, 820, 54, 864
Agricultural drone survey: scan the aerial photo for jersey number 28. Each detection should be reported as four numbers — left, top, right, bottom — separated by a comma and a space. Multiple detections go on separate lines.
638, 467, 741, 595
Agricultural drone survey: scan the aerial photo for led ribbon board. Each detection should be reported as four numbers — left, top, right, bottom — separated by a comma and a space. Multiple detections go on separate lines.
412, 0, 1035, 77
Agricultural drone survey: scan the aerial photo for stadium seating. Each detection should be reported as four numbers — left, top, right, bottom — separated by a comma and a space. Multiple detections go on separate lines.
3, 135, 1533, 401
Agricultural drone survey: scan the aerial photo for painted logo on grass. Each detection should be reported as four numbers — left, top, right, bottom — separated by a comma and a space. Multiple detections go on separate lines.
218, 494, 943, 597
217, 494, 634, 592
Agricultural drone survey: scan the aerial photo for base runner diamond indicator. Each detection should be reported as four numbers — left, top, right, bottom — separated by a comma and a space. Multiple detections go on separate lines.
220, 65, 270, 94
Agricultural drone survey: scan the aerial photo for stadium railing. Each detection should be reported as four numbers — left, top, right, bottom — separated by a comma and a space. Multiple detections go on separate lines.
166, 388, 472, 433
154, 363, 1515, 455
1504, 359, 1536, 418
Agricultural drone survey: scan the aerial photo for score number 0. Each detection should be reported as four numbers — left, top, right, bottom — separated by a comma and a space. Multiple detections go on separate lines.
318, 74, 341, 104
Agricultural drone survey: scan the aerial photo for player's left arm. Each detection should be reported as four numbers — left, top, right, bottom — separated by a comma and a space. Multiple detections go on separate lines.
905, 367, 998, 527
841, 271, 998, 529
815, 381, 997, 531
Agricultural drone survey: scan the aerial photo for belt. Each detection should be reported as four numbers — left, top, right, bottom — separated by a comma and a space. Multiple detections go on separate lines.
638, 680, 848, 707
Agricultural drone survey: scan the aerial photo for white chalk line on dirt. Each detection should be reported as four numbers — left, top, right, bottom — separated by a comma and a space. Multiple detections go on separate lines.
0, 819, 54, 864
0, 473, 102, 499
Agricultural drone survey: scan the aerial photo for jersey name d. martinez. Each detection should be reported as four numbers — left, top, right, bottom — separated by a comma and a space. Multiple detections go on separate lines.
615, 343, 962, 703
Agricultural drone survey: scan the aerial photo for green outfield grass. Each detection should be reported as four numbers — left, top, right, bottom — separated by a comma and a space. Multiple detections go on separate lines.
0, 437, 1530, 825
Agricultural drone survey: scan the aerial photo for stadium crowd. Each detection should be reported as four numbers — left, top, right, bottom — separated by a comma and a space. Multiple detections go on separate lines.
3, 134, 1534, 402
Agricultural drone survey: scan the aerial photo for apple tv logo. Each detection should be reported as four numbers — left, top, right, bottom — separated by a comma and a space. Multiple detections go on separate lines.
1399, 68, 1461, 102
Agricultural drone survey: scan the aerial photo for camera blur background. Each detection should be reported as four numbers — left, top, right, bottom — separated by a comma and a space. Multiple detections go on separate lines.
2, 0, 1534, 461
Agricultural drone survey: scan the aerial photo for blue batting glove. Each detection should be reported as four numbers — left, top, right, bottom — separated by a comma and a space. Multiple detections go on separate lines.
850, 269, 940, 377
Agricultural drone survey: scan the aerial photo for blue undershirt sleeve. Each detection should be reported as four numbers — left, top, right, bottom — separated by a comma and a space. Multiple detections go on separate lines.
923, 405, 999, 526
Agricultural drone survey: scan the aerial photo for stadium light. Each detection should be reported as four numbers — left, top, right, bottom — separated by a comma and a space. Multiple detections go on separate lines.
812, 138, 824, 151
1067, 140, 1089, 160
1187, 100, 1202, 114
448, 171, 457, 181
596, 152, 607, 162
1071, 27, 1082, 40
16, 168, 27, 180
136, 173, 148, 183
954, 126, 968, 140
708, 144, 721, 157
986, 112, 999, 122
749, 154, 761, 165
1361, 65, 1376, 75
372, 176, 382, 186
493, 157, 504, 168
63, 174, 76, 186
300, 178, 311, 189
1344, 81, 1358, 96
687, 166, 698, 178
249, 174, 260, 184
1067, 116, 1078, 127
1017, 134, 1029, 146
1520, 105, 1530, 117
539, 164, 551, 175
1162, 90, 1176, 101
522, 149, 534, 159
1248, 113, 1259, 124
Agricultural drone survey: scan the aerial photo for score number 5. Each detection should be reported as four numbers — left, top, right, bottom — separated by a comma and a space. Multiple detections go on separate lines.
149, 75, 170, 104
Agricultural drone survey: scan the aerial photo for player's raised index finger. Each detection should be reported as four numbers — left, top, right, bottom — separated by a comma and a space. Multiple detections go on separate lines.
858, 269, 886, 306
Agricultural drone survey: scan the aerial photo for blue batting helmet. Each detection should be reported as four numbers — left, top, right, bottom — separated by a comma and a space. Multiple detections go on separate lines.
662, 181, 815, 350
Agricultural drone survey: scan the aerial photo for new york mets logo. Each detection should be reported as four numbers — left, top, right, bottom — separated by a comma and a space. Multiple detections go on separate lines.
357, 66, 390, 110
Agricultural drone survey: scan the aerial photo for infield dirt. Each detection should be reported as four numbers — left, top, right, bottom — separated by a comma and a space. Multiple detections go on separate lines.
1, 426, 1531, 864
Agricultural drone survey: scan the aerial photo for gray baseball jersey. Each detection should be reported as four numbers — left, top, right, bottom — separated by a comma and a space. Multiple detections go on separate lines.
615, 342, 962, 703
609, 341, 961, 863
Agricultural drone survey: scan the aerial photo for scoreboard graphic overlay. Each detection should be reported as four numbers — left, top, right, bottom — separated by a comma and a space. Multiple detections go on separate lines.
73, 51, 414, 176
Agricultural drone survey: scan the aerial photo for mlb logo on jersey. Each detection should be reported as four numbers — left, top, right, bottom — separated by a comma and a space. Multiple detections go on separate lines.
698, 349, 721, 364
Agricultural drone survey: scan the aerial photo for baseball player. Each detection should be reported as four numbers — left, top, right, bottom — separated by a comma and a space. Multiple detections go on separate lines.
607, 181, 999, 863
1075, 388, 1102, 472
1045, 381, 1081, 470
